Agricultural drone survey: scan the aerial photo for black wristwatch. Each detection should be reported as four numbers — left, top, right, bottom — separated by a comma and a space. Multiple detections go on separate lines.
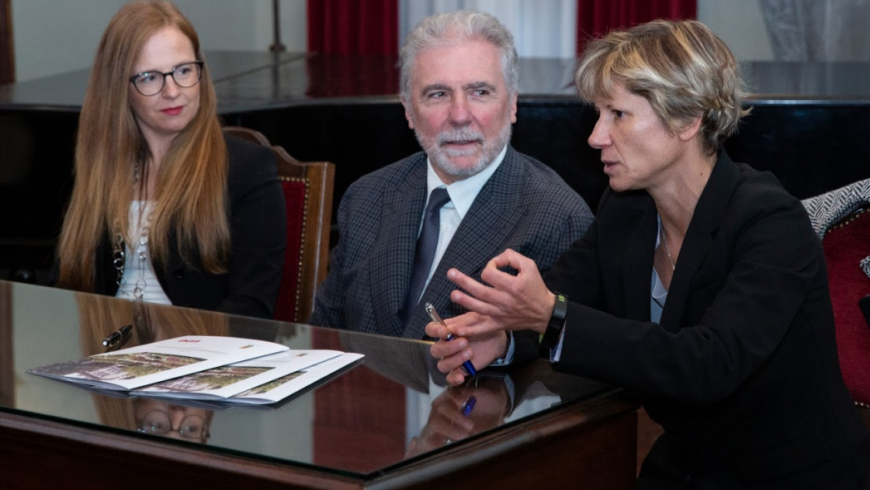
541, 292, 568, 350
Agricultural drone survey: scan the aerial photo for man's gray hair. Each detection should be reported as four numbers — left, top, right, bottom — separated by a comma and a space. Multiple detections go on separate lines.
399, 10, 519, 100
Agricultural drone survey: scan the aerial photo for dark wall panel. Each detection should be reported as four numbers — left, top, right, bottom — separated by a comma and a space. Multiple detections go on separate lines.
231, 100, 870, 218
4, 99, 870, 274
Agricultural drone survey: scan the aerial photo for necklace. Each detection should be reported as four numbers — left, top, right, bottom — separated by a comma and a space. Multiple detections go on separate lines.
660, 221, 676, 272
114, 202, 152, 301
131, 212, 151, 301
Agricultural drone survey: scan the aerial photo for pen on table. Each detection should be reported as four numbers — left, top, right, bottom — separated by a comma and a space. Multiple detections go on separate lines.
424, 302, 477, 377
102, 324, 133, 347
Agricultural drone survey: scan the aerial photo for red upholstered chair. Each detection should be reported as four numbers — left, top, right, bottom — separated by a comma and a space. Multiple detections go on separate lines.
223, 127, 335, 323
822, 208, 870, 430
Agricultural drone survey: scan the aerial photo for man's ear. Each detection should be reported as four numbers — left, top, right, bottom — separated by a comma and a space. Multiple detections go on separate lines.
401, 97, 415, 129
509, 92, 518, 124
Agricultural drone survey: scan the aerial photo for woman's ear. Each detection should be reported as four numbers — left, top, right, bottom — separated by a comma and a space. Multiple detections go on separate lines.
677, 115, 703, 142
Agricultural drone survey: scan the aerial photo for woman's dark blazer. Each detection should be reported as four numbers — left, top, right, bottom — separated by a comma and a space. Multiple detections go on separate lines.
92, 134, 287, 319
544, 152, 870, 488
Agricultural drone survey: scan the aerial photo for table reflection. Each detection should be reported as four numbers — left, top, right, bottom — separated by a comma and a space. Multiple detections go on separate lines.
77, 293, 229, 352
406, 376, 510, 458
1, 280, 617, 476
75, 294, 229, 444
135, 399, 212, 443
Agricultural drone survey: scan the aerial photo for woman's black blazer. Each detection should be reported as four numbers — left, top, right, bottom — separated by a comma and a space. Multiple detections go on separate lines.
92, 134, 287, 319
545, 152, 870, 488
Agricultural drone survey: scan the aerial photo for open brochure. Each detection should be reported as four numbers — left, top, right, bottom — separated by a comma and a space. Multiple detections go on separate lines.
29, 335, 364, 405
28, 336, 294, 391
133, 349, 351, 401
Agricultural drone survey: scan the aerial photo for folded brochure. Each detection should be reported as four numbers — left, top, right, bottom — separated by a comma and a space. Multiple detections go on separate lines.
134, 349, 360, 402
170, 353, 364, 407
28, 336, 363, 405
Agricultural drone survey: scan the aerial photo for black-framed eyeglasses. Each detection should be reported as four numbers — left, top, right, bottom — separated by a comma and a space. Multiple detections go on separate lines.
128, 61, 204, 96
137, 410, 209, 440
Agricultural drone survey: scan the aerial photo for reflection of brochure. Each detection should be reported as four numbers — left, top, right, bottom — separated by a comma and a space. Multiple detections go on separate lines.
27, 336, 288, 391
227, 353, 364, 405
133, 350, 344, 400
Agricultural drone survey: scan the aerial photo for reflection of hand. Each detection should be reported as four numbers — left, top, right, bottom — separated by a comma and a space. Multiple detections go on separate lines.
405, 378, 509, 459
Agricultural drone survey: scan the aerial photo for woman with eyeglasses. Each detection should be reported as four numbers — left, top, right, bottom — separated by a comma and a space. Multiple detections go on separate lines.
56, 1, 286, 318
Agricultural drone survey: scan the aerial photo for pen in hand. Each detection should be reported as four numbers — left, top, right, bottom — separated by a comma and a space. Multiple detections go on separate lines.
425, 302, 477, 377
102, 324, 133, 347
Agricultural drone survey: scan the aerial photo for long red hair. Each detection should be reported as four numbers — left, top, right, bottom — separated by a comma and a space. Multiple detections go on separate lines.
57, 1, 229, 291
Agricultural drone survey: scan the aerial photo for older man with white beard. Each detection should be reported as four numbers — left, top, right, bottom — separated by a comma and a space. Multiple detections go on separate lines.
310, 11, 592, 351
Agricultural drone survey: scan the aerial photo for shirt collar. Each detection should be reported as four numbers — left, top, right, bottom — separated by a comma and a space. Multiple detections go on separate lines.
425, 145, 508, 219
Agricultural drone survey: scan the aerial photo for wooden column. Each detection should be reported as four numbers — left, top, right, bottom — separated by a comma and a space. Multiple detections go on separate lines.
0, 0, 14, 84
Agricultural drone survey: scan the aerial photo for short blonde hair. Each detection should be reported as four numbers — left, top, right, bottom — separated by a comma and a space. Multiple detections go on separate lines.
576, 19, 749, 154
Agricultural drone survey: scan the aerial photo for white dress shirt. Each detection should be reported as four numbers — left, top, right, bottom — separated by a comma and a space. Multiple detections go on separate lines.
419, 145, 515, 364
418, 145, 508, 295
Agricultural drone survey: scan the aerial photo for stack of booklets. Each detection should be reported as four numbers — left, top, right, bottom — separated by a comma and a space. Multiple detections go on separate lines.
28, 336, 364, 406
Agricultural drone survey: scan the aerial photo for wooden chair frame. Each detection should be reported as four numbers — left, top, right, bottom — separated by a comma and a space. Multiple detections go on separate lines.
223, 126, 335, 323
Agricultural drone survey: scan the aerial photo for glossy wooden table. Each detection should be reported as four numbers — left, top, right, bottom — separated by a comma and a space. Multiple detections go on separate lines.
0, 281, 640, 489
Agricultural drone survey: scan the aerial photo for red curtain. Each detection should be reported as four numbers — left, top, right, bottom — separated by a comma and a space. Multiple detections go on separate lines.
576, 0, 697, 54
307, 0, 399, 55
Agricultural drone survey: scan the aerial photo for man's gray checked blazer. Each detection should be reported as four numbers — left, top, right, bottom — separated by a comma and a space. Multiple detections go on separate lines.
309, 146, 593, 339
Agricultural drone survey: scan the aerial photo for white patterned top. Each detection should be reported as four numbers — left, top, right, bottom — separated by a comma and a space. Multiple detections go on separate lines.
116, 201, 172, 305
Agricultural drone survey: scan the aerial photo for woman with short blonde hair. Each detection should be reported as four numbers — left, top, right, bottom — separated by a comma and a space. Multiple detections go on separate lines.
575, 19, 748, 155
430, 19, 870, 488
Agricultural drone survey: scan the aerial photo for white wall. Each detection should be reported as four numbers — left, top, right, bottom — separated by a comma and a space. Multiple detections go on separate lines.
11, 0, 775, 82
697, 0, 774, 61
12, 0, 123, 81
174, 0, 306, 53
400, 0, 578, 58
11, 0, 307, 82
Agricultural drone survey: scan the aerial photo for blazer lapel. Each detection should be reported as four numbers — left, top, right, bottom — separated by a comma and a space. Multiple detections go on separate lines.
622, 200, 658, 321
660, 152, 739, 329
371, 159, 428, 337
401, 148, 524, 339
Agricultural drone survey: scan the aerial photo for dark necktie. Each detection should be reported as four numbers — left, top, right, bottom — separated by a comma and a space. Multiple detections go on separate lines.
403, 187, 451, 324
